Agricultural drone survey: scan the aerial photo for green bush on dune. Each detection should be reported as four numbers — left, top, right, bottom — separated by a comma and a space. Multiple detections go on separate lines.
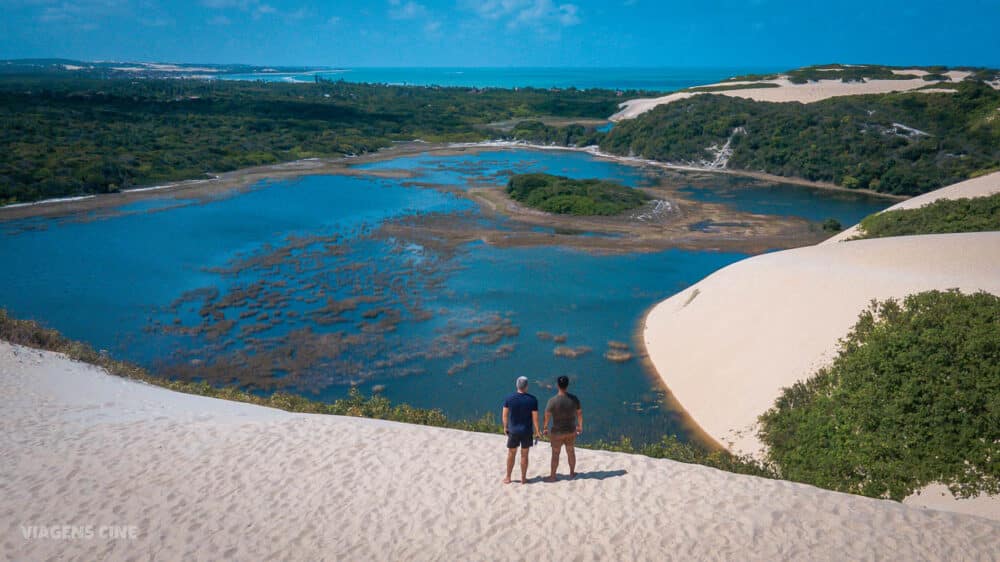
853, 193, 1000, 239
506, 173, 650, 216
758, 290, 1000, 501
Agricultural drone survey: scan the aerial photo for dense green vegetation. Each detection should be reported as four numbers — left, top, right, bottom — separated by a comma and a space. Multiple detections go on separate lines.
506, 173, 650, 215
0, 76, 624, 204
758, 291, 1000, 501
601, 81, 1000, 195
784, 64, 917, 84
3, 64, 998, 203
507, 120, 602, 147
0, 308, 771, 477
854, 193, 1000, 239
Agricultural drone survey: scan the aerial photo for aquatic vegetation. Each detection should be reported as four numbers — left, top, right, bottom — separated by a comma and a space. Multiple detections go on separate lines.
507, 173, 650, 216
758, 290, 1000, 501
553, 345, 592, 359
148, 221, 521, 392
536, 331, 568, 343
604, 341, 633, 362
603, 350, 632, 362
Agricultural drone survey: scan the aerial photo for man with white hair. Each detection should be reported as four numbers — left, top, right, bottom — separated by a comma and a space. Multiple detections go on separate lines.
501, 376, 541, 484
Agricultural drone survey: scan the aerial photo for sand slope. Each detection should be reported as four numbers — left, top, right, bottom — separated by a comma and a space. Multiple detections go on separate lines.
612, 69, 977, 121
2, 341, 999, 561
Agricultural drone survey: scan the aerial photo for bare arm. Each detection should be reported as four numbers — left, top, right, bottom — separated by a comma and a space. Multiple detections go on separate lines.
576, 408, 583, 435
502, 406, 509, 435
542, 409, 551, 435
532, 410, 541, 438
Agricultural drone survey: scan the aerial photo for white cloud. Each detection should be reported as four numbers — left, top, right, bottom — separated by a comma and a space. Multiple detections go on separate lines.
388, 0, 427, 20
461, 0, 581, 30
140, 15, 173, 26
326, 16, 341, 25
36, 0, 129, 29
424, 19, 442, 34
556, 3, 579, 25
201, 0, 255, 8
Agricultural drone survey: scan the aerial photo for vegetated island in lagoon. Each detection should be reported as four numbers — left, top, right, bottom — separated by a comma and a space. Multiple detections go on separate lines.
506, 173, 651, 216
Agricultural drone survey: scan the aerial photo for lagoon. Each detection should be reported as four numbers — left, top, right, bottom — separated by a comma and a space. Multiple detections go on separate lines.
0, 149, 890, 444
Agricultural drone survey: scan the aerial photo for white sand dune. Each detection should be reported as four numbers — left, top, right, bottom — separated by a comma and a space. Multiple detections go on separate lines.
2, 341, 999, 560
643, 173, 1000, 520
643, 232, 1000, 458
826, 171, 1000, 242
611, 69, 978, 121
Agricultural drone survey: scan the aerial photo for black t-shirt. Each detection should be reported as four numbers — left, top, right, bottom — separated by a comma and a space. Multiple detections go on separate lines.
545, 393, 581, 434
502, 392, 538, 435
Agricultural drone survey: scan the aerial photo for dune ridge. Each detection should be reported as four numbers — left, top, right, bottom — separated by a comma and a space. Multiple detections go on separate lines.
2, 341, 999, 560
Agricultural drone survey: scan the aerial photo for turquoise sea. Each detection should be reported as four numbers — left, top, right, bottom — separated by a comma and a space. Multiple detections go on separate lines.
220, 67, 779, 91
0, 149, 889, 444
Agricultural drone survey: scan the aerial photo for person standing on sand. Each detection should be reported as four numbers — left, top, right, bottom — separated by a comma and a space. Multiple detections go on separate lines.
502, 376, 542, 484
542, 375, 583, 482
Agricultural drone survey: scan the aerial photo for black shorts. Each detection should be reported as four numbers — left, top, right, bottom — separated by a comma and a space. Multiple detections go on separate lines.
506, 432, 533, 449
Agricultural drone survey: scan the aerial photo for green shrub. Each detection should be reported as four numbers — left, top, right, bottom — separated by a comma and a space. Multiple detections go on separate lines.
854, 193, 1000, 239
758, 290, 1000, 500
821, 218, 843, 232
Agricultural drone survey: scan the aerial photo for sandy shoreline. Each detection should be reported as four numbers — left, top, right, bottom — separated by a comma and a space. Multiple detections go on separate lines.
3, 340, 999, 560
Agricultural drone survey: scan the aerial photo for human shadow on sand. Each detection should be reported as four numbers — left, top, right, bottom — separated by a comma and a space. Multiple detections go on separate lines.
559, 469, 628, 481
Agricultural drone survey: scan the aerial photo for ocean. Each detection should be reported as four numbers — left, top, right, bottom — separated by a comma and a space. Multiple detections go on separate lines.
219, 67, 779, 91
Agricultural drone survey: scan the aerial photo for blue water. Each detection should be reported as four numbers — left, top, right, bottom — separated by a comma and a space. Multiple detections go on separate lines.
679, 180, 890, 225
0, 149, 887, 444
357, 149, 654, 189
220, 67, 779, 92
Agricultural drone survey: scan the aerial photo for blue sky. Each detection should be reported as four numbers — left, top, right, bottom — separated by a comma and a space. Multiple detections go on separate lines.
1, 0, 998, 67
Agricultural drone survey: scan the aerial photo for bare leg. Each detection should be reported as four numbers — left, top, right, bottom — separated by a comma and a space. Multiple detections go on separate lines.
547, 439, 562, 482
567, 436, 577, 478
520, 447, 530, 484
504, 448, 516, 484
